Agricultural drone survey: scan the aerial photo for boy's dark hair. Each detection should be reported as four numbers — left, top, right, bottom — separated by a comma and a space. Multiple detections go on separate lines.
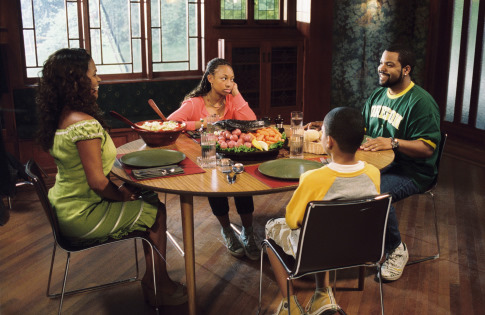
323, 107, 364, 154
385, 43, 416, 76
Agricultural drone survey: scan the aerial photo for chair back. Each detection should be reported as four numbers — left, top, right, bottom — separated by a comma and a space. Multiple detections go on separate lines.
427, 132, 447, 191
292, 194, 392, 277
25, 160, 70, 249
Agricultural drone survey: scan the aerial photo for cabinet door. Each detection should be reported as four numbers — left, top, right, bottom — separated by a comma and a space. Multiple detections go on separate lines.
218, 39, 303, 120
267, 41, 303, 120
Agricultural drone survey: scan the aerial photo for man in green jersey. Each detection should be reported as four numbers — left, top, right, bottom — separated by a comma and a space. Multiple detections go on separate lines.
361, 44, 441, 281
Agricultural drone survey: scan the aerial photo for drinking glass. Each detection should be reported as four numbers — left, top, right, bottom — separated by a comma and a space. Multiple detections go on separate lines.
291, 111, 303, 128
289, 127, 304, 159
200, 133, 216, 168
205, 114, 219, 134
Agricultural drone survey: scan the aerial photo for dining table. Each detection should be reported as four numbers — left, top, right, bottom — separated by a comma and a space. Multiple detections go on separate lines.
110, 132, 394, 315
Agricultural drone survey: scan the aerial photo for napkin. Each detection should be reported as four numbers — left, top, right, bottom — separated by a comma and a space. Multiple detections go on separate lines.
132, 165, 184, 180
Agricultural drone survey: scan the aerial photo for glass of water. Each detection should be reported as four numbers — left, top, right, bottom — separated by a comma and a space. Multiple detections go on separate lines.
200, 132, 216, 168
289, 127, 304, 159
291, 111, 303, 128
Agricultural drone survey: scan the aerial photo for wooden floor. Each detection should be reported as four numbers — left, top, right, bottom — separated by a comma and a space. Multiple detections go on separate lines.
1, 152, 484, 315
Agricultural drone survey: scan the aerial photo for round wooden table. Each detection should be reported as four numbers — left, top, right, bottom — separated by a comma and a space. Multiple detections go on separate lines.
110, 135, 394, 315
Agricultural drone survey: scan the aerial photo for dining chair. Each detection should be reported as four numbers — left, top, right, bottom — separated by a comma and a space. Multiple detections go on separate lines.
24, 160, 164, 315
406, 132, 447, 265
258, 194, 392, 315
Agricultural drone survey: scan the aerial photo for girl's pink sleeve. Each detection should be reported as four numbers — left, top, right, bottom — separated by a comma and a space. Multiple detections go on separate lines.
232, 94, 257, 120
167, 99, 200, 130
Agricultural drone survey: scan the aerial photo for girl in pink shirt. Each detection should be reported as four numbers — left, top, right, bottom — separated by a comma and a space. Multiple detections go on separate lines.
168, 58, 260, 260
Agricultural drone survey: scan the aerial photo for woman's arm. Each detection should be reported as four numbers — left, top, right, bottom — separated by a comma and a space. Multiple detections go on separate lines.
77, 138, 136, 201
230, 92, 257, 120
167, 98, 205, 131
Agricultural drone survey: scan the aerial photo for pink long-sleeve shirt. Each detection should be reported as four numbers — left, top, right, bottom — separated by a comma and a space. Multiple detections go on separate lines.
167, 93, 257, 130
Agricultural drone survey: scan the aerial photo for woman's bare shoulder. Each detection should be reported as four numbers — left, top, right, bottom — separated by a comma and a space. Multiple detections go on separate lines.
59, 111, 95, 129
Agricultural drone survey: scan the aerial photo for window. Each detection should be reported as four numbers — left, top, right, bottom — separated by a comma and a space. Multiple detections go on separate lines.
20, 0, 202, 79
445, 0, 484, 130
296, 0, 310, 23
220, 0, 282, 24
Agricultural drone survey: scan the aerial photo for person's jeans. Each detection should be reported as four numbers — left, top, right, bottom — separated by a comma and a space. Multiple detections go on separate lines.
208, 196, 254, 217
381, 165, 420, 253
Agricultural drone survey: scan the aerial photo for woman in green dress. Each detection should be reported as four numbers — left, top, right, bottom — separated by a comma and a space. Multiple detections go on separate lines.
36, 48, 186, 307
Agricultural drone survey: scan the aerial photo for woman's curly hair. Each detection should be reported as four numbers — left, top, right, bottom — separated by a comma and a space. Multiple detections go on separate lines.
184, 58, 232, 100
36, 48, 107, 151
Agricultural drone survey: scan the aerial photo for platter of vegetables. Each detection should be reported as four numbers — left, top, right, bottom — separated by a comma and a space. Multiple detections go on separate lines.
215, 126, 286, 161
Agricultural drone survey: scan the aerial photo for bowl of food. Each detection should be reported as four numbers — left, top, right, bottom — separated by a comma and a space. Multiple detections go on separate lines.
133, 119, 186, 147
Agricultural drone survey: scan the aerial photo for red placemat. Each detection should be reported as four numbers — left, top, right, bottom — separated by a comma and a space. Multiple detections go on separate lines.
245, 157, 329, 188
117, 154, 205, 182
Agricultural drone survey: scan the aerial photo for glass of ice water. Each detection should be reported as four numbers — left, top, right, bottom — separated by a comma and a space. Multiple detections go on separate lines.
289, 127, 304, 159
200, 132, 216, 168
291, 111, 303, 128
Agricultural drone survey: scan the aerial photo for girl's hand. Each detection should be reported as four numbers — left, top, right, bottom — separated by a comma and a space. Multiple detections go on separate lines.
231, 83, 240, 97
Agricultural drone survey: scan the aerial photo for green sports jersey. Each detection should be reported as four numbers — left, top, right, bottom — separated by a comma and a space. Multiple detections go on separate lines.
362, 82, 441, 191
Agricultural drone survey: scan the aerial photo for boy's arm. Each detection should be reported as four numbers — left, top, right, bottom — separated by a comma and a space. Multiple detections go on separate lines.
285, 170, 333, 229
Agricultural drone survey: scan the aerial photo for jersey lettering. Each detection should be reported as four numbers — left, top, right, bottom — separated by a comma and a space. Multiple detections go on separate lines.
370, 105, 403, 129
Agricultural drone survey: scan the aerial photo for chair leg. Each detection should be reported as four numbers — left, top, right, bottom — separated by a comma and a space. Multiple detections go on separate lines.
377, 264, 385, 315
257, 245, 265, 315
287, 278, 291, 315
58, 252, 72, 315
407, 192, 440, 265
358, 266, 366, 290
47, 243, 58, 297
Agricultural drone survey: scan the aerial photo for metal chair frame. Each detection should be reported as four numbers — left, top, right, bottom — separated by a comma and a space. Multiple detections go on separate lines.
406, 133, 447, 265
258, 194, 392, 315
25, 160, 163, 315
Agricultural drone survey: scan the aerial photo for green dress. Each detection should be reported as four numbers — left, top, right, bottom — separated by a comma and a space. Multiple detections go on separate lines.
48, 119, 158, 244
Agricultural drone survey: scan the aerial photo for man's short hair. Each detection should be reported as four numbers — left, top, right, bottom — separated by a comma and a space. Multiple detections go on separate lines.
385, 44, 416, 75
323, 107, 365, 154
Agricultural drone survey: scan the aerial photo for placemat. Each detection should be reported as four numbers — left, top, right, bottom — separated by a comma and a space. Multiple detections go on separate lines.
117, 154, 205, 182
244, 157, 329, 188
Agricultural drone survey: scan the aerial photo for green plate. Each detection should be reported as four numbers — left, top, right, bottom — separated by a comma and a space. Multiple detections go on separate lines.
120, 149, 186, 168
258, 159, 322, 180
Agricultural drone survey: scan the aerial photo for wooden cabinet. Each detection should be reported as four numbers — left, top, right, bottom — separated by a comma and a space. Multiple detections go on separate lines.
218, 39, 303, 122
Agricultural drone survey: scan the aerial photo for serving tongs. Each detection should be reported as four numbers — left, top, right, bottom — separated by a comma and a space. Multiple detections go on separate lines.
148, 99, 168, 121
109, 110, 145, 130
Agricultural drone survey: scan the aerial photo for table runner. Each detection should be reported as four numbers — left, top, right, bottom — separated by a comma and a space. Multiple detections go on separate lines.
116, 154, 205, 182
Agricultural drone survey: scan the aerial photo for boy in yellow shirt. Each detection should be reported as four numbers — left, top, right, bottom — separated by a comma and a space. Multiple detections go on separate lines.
265, 107, 380, 315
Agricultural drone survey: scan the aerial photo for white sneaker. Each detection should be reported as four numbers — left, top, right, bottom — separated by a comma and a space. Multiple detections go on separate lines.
381, 242, 409, 281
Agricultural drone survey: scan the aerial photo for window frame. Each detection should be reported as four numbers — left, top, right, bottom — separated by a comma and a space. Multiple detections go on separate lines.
19, 0, 204, 84
218, 0, 290, 26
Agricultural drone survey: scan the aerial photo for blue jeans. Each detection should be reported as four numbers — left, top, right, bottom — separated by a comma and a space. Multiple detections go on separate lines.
381, 164, 420, 253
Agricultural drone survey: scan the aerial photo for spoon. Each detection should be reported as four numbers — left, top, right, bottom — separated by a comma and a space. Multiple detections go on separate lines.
148, 99, 168, 121
230, 163, 244, 183
109, 111, 144, 130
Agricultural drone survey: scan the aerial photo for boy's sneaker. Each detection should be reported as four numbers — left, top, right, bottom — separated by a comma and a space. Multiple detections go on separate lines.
221, 226, 244, 258
306, 287, 338, 315
240, 226, 260, 260
381, 242, 409, 281
274, 295, 306, 315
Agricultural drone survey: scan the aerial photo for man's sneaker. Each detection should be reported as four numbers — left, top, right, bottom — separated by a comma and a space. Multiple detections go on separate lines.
274, 295, 306, 315
240, 226, 260, 260
381, 242, 409, 281
221, 226, 244, 258
305, 287, 338, 315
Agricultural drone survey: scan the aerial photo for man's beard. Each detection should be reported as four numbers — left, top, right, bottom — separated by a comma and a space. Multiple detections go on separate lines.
379, 69, 404, 88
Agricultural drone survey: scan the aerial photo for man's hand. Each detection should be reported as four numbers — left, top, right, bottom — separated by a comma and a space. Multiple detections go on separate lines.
360, 137, 392, 151
361, 136, 435, 158
303, 121, 323, 131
